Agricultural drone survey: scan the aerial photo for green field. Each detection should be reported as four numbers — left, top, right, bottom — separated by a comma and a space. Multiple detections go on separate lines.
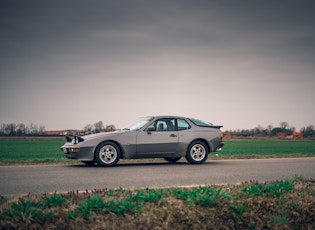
0, 138, 314, 164
0, 139, 66, 164
219, 139, 315, 158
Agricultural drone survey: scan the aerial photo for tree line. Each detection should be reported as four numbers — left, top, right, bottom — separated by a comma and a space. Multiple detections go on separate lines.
0, 123, 45, 136
0, 121, 314, 138
225, 121, 315, 138
82, 121, 116, 134
0, 121, 116, 136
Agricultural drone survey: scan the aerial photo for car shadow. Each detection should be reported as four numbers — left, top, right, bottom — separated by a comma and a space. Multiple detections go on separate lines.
67, 160, 223, 168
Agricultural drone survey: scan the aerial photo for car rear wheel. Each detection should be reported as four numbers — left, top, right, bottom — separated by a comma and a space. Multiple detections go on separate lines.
95, 142, 120, 167
185, 141, 208, 164
164, 157, 181, 163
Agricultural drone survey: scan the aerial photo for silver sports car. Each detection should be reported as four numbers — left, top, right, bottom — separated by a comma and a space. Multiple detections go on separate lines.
61, 116, 224, 166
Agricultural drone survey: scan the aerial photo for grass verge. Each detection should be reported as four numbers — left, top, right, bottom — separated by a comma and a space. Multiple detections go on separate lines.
1, 177, 314, 229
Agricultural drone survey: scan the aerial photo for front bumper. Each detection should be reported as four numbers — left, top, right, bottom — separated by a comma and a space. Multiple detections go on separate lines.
60, 145, 95, 161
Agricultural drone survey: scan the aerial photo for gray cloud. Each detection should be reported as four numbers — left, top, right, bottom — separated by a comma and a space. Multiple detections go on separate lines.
0, 0, 314, 130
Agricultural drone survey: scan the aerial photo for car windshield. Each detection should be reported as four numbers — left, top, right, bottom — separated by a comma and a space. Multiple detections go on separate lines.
189, 118, 213, 127
123, 117, 154, 131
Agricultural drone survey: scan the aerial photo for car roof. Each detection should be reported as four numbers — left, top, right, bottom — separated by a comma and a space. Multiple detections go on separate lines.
149, 115, 188, 119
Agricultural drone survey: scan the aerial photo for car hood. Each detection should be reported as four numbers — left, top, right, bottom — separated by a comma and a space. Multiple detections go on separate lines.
82, 130, 127, 140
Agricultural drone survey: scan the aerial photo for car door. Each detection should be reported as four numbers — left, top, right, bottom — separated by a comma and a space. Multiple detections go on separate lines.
136, 118, 179, 156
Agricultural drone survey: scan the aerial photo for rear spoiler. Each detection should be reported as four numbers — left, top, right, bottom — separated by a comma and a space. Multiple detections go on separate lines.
65, 135, 84, 143
211, 125, 223, 129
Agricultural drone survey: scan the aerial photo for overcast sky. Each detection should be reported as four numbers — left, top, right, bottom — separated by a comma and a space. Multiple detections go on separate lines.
1, 0, 315, 131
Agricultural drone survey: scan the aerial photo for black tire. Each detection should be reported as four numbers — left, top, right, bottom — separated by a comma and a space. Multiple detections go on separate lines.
185, 141, 209, 164
164, 157, 181, 163
94, 141, 120, 167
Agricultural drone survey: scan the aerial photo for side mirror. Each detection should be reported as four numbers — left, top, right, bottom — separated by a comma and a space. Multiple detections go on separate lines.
147, 126, 155, 134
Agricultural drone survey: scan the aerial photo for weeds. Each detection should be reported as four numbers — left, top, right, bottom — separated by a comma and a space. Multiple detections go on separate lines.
107, 187, 124, 197
43, 192, 66, 208
75, 195, 106, 219
104, 198, 141, 215
3, 198, 54, 224
242, 179, 295, 197
171, 186, 229, 207
69, 189, 163, 219
230, 201, 247, 220
129, 188, 164, 203
1, 179, 314, 229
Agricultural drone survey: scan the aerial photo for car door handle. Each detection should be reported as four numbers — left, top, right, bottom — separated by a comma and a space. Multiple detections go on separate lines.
170, 134, 177, 137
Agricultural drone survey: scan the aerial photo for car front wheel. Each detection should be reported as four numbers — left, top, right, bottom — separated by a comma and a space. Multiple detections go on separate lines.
185, 141, 208, 164
95, 141, 120, 167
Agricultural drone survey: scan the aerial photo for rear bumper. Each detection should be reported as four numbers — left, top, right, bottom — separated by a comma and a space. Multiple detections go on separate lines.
215, 141, 224, 152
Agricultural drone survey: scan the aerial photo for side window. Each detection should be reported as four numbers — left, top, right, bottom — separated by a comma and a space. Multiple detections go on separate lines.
177, 119, 191, 131
148, 118, 176, 132
156, 120, 167, 131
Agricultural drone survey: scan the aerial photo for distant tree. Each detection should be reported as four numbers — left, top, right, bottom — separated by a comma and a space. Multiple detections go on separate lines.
29, 123, 39, 135
267, 125, 273, 136
94, 121, 104, 133
7, 123, 17, 136
241, 129, 251, 137
0, 124, 10, 135
0, 124, 5, 135
253, 125, 264, 136
83, 124, 93, 133
104, 124, 116, 132
280, 121, 289, 130
16, 123, 27, 136
301, 125, 315, 138
39, 125, 45, 135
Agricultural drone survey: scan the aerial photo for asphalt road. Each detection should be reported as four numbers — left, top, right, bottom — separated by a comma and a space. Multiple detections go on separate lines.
1, 158, 314, 195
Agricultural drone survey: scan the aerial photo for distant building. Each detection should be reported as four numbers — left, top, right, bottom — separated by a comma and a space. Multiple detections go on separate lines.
43, 130, 67, 135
